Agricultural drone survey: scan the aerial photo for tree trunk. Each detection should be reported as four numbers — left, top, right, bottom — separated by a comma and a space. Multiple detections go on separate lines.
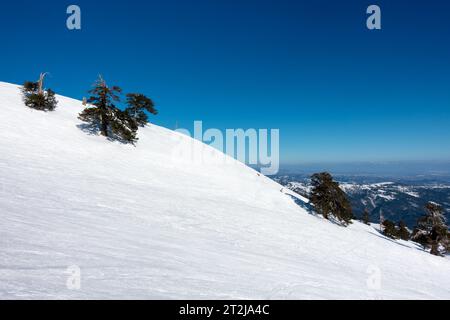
38, 73, 47, 95
99, 93, 108, 137
430, 227, 441, 256
430, 241, 439, 255
100, 114, 108, 137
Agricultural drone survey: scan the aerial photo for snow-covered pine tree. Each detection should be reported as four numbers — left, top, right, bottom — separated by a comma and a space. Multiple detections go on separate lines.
309, 172, 353, 225
412, 202, 448, 256
125, 93, 158, 127
21, 73, 58, 111
110, 108, 139, 143
78, 76, 138, 143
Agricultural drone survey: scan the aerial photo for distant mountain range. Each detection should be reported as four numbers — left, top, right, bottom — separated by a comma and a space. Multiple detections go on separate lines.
273, 174, 450, 229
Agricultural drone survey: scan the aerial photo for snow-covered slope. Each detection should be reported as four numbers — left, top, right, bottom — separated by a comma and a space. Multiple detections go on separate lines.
0, 81, 449, 299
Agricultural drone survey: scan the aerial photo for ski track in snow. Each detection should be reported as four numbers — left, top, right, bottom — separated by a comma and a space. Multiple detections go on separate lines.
0, 82, 449, 299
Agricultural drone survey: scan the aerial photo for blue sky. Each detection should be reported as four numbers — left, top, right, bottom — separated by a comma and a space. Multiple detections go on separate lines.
1, 0, 449, 164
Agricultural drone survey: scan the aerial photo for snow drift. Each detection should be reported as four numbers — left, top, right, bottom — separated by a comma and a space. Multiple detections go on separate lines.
0, 81, 449, 299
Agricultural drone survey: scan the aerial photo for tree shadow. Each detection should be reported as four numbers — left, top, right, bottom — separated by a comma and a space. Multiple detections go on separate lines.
76, 123, 99, 136
76, 123, 136, 146
289, 195, 313, 212
368, 226, 430, 252
287, 195, 349, 227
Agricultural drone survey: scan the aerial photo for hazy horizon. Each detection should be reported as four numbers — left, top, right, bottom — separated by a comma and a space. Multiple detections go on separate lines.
275, 160, 450, 177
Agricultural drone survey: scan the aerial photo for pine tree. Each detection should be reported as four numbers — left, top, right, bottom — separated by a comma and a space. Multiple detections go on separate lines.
412, 202, 448, 256
310, 172, 353, 225
21, 74, 58, 111
362, 208, 370, 225
125, 93, 158, 126
78, 76, 138, 143
382, 219, 398, 239
397, 220, 410, 240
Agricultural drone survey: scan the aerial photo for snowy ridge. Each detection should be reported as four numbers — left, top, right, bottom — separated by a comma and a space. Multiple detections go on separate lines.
0, 81, 449, 299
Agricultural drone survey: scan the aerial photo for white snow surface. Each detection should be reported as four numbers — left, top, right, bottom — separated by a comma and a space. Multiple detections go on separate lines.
0, 82, 449, 300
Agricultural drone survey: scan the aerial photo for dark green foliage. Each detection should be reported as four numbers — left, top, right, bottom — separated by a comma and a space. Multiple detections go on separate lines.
382, 219, 398, 239
381, 219, 410, 240
362, 208, 370, 225
23, 81, 39, 92
78, 77, 138, 144
21, 81, 58, 111
397, 220, 411, 241
310, 172, 353, 225
125, 93, 158, 126
110, 109, 139, 143
412, 202, 449, 256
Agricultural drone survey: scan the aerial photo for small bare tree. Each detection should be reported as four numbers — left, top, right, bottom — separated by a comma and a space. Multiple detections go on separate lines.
37, 72, 49, 95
